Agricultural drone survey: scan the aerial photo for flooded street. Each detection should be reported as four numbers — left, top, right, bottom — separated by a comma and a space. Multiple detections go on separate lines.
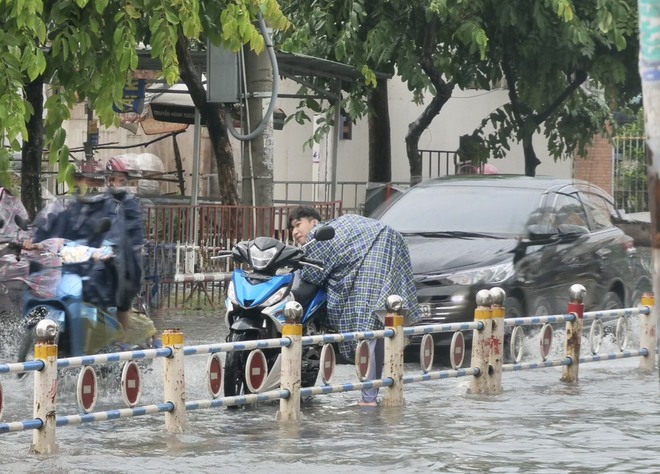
0, 309, 658, 473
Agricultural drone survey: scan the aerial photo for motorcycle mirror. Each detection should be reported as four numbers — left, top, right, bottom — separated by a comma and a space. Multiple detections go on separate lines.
14, 215, 29, 231
314, 225, 335, 242
95, 217, 112, 235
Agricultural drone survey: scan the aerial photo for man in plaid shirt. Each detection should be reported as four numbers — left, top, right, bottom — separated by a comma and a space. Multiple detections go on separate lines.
289, 206, 420, 406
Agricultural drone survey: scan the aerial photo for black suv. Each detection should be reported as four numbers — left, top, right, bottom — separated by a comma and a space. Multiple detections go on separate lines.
374, 175, 651, 355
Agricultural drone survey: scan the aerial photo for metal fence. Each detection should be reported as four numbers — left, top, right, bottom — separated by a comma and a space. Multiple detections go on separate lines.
141, 201, 342, 309
613, 134, 648, 214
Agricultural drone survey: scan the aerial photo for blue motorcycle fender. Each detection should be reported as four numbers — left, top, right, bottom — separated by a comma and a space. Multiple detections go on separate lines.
301, 287, 328, 325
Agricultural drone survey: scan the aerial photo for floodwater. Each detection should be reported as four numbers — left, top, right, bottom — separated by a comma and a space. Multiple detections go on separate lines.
0, 310, 658, 473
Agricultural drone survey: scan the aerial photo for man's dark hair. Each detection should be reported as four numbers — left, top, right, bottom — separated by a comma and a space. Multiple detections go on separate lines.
288, 206, 322, 228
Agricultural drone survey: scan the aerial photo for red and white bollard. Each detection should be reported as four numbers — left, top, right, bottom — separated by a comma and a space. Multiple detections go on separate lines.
469, 289, 493, 395
639, 293, 657, 371
561, 284, 585, 384
382, 295, 405, 407
32, 319, 59, 454
487, 287, 505, 394
277, 302, 303, 422
163, 329, 187, 432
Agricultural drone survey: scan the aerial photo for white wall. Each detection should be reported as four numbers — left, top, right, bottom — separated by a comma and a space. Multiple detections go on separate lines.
58, 73, 572, 203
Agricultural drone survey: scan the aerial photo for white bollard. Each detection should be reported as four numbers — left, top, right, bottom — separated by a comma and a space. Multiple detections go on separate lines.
163, 329, 188, 432
277, 302, 303, 422
31, 319, 60, 454
561, 284, 585, 384
487, 287, 505, 394
468, 290, 493, 395
639, 293, 657, 371
382, 295, 405, 407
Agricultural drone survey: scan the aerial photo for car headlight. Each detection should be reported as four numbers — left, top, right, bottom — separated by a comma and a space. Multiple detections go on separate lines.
250, 245, 278, 270
226, 281, 238, 305
445, 261, 515, 286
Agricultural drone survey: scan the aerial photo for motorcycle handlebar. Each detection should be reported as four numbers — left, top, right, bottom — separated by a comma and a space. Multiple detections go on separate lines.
301, 257, 325, 268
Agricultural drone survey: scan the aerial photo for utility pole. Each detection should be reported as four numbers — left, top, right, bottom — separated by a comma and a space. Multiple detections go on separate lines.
637, 0, 660, 379
241, 36, 274, 207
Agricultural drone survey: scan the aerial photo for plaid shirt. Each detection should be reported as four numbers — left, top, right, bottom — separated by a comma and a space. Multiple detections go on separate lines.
301, 214, 421, 358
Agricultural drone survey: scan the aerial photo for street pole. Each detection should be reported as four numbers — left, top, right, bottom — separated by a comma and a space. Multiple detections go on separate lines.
637, 0, 660, 380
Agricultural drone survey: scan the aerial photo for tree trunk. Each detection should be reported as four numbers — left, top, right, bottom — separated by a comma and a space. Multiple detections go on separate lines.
522, 133, 541, 177
405, 83, 452, 184
176, 32, 239, 205
22, 76, 44, 220
172, 133, 186, 195
368, 78, 391, 183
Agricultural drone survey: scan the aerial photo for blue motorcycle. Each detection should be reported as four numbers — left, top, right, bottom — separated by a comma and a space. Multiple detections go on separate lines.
222, 225, 335, 398
14, 218, 155, 368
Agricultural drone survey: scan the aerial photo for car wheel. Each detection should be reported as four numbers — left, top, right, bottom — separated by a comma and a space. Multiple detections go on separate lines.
631, 280, 652, 308
504, 296, 525, 318
602, 291, 623, 310
531, 297, 552, 316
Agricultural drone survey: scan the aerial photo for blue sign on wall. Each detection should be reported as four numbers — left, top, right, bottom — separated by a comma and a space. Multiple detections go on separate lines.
113, 79, 146, 114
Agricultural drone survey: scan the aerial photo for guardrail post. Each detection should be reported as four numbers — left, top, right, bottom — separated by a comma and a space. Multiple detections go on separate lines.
31, 320, 59, 454
163, 329, 187, 432
277, 302, 303, 422
639, 293, 657, 371
469, 289, 493, 395
382, 295, 405, 407
488, 287, 505, 394
561, 284, 585, 384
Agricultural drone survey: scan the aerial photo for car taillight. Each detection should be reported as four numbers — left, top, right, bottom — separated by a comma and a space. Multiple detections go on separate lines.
623, 237, 636, 256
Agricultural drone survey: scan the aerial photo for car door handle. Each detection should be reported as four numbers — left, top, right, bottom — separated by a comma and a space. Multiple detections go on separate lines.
596, 248, 611, 258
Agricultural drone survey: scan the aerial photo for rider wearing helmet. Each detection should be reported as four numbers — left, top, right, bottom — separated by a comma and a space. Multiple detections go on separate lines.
105, 156, 144, 341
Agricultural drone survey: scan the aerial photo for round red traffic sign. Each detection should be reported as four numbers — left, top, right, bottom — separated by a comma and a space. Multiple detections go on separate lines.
320, 343, 336, 384
354, 340, 371, 381
207, 353, 223, 398
245, 350, 268, 393
121, 361, 142, 407
77, 366, 98, 413
450, 331, 465, 369
540, 323, 553, 361
419, 334, 434, 373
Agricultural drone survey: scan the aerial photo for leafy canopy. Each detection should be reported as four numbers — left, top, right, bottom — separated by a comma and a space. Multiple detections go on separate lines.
0, 0, 289, 186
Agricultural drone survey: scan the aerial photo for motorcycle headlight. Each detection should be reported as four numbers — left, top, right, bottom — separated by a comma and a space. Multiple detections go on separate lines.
250, 245, 278, 270
445, 261, 515, 286
226, 281, 238, 305
260, 286, 290, 308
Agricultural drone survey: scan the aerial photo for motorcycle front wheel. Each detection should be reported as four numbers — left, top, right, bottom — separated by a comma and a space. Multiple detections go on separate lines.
223, 331, 250, 404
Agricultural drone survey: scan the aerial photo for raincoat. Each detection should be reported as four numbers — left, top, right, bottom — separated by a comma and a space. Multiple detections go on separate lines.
300, 214, 421, 358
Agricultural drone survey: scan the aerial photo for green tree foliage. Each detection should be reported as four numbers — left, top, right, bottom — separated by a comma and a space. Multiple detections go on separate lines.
279, 0, 640, 180
471, 0, 640, 176
0, 0, 289, 212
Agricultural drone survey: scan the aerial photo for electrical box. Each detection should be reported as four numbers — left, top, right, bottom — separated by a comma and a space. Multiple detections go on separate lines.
207, 43, 240, 104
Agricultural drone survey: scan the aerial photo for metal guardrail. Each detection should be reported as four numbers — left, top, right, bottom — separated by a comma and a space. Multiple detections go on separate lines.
0, 285, 655, 453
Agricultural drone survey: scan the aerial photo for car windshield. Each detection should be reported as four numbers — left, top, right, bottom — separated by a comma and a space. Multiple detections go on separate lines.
378, 185, 545, 236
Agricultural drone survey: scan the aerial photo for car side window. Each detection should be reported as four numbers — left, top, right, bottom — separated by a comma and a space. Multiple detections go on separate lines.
580, 192, 615, 231
552, 193, 589, 229
534, 193, 588, 230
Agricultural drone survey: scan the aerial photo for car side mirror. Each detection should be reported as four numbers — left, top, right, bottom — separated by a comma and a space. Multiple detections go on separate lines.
556, 224, 589, 242
527, 224, 560, 243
